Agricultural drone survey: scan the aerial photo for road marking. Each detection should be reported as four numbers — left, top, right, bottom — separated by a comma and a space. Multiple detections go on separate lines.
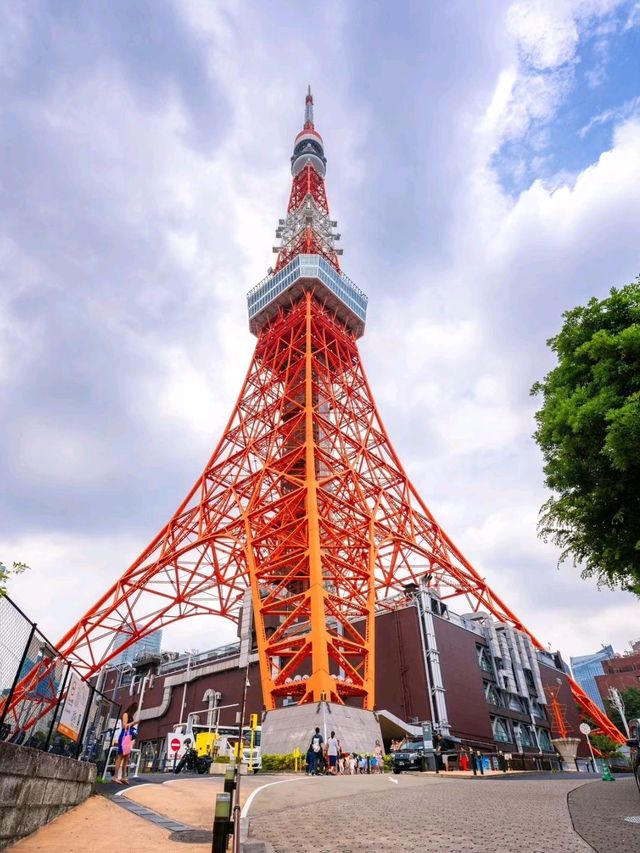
241, 777, 299, 818
389, 777, 398, 784
114, 783, 152, 797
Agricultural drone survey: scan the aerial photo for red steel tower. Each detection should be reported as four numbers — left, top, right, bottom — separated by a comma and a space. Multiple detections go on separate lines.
3, 89, 624, 741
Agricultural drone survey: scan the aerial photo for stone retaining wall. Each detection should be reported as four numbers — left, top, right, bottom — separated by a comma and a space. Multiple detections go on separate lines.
0, 741, 95, 849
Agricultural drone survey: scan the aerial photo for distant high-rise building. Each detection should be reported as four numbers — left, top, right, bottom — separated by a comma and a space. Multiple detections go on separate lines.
570, 645, 615, 711
112, 630, 162, 667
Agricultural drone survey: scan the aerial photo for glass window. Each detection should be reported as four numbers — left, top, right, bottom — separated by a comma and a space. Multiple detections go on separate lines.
492, 717, 510, 742
477, 645, 493, 673
508, 694, 525, 712
485, 683, 501, 706
538, 728, 552, 751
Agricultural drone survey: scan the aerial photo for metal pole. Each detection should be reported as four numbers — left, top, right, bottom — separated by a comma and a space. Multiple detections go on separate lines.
0, 621, 37, 735
232, 611, 252, 853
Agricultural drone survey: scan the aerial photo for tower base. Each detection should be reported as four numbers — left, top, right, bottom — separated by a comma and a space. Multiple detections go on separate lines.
552, 737, 581, 770
261, 703, 383, 757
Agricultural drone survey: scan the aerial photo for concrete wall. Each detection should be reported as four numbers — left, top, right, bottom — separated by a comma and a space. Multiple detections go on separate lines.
0, 742, 96, 849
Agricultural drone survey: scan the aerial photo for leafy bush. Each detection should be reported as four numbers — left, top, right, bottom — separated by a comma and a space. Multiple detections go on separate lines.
382, 754, 393, 772
213, 755, 231, 764
261, 753, 297, 772
590, 734, 623, 761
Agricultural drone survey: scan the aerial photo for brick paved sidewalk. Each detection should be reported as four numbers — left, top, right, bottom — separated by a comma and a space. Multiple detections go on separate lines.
248, 774, 595, 852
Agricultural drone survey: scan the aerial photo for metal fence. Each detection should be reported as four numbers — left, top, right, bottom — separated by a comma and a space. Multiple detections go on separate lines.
0, 595, 121, 770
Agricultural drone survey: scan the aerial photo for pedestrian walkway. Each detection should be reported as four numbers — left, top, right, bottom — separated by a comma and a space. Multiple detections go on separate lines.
7, 773, 275, 852
247, 773, 597, 852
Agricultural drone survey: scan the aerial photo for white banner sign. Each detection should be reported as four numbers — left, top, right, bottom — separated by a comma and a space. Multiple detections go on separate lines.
57, 673, 90, 742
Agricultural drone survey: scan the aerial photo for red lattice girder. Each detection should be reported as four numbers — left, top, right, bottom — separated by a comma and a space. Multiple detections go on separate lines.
2, 291, 625, 742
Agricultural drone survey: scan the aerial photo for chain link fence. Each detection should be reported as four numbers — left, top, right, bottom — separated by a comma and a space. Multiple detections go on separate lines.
0, 595, 120, 771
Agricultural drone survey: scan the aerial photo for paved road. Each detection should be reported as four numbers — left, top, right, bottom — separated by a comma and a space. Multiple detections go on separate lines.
569, 776, 640, 852
247, 773, 601, 852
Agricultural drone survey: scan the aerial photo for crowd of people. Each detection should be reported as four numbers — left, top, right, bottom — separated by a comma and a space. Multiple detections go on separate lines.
305, 727, 385, 776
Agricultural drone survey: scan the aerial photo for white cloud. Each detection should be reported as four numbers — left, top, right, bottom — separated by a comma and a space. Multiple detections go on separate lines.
507, 1, 580, 69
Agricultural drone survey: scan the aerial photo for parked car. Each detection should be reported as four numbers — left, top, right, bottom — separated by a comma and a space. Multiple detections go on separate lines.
392, 740, 427, 773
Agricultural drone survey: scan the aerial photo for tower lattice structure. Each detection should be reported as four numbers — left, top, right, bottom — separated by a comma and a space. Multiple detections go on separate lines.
2, 89, 624, 742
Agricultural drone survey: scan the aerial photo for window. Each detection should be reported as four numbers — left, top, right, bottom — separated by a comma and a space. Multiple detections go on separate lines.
118, 668, 133, 688
531, 700, 546, 720
485, 683, 501, 706
508, 694, 525, 712
492, 717, 511, 743
514, 723, 534, 748
538, 728, 552, 751
477, 645, 493, 674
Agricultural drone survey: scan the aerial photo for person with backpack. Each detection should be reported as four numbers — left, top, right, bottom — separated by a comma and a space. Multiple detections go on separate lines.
308, 726, 324, 776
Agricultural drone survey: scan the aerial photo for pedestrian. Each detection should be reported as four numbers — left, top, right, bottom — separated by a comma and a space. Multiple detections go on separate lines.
113, 702, 138, 785
374, 739, 383, 774
358, 754, 366, 774
460, 749, 470, 771
349, 752, 356, 775
337, 740, 345, 774
326, 730, 339, 775
308, 726, 324, 776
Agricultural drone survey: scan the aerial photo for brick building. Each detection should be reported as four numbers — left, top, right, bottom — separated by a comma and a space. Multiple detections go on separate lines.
595, 642, 640, 708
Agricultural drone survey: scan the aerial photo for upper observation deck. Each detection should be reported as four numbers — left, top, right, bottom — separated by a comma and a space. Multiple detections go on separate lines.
247, 254, 368, 338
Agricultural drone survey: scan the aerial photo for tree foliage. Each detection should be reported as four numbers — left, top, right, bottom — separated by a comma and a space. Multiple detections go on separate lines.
531, 281, 640, 594
0, 560, 29, 597
606, 686, 640, 730
589, 733, 622, 760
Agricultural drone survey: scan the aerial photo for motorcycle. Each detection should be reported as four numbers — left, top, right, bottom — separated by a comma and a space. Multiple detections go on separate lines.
174, 738, 211, 775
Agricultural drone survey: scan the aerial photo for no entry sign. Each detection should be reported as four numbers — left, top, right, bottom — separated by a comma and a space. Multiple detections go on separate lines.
171, 737, 181, 753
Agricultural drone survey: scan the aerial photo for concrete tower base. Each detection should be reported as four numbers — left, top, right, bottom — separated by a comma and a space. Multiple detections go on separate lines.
552, 737, 581, 770
261, 702, 383, 756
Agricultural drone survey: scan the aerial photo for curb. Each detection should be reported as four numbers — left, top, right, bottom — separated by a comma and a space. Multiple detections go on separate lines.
242, 842, 275, 853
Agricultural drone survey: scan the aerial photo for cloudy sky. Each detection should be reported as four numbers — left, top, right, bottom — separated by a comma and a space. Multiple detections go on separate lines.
1, 0, 639, 662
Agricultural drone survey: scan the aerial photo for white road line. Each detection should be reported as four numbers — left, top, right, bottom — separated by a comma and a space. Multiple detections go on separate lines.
114, 783, 153, 797
389, 777, 399, 784
240, 777, 299, 819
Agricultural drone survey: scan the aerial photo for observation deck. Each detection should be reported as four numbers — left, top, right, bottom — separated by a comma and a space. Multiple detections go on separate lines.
247, 254, 368, 338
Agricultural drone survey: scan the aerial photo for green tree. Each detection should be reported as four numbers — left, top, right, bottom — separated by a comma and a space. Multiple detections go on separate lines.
0, 560, 29, 597
605, 686, 640, 731
589, 733, 622, 761
531, 281, 640, 594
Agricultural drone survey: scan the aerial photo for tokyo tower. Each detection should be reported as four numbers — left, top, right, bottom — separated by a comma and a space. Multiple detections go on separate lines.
4, 89, 623, 742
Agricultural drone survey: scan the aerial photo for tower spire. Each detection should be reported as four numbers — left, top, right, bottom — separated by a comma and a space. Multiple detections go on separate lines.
304, 85, 314, 128
272, 89, 341, 273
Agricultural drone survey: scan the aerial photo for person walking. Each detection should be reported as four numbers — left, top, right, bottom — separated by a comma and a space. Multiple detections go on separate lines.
460, 749, 470, 771
308, 726, 324, 776
373, 739, 383, 774
326, 730, 339, 775
113, 702, 138, 784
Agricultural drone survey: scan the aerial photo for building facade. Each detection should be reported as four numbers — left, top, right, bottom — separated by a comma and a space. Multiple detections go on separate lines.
595, 643, 640, 710
111, 630, 162, 667
570, 646, 615, 711
97, 589, 590, 770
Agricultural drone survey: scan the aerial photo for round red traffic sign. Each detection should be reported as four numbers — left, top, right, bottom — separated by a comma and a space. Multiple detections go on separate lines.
170, 737, 181, 753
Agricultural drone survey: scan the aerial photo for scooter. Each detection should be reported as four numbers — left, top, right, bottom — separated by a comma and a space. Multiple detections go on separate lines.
174, 738, 212, 775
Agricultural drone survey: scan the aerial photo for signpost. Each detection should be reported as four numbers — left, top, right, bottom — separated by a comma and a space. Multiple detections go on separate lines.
57, 673, 90, 742
579, 722, 598, 774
